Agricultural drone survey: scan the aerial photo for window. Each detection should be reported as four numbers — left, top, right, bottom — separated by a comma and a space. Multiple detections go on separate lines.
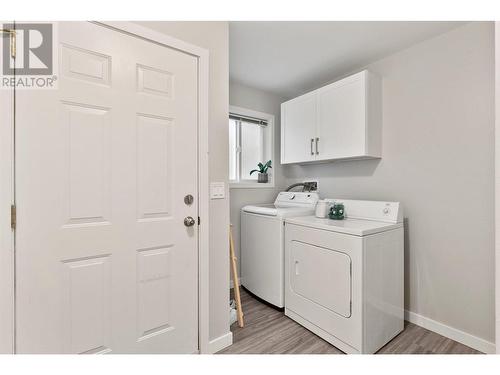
229, 106, 274, 187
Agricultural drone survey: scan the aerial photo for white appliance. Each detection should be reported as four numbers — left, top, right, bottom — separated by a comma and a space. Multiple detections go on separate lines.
241, 192, 320, 308
284, 199, 404, 354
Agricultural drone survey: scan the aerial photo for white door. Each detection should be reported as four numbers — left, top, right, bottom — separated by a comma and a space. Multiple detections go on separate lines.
281, 92, 316, 164
15, 22, 199, 354
316, 74, 366, 160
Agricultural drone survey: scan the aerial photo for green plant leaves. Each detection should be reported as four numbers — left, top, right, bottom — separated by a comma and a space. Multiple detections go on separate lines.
250, 160, 272, 175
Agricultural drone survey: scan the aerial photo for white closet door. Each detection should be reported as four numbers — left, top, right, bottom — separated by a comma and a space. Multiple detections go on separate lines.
15, 22, 199, 354
281, 92, 317, 164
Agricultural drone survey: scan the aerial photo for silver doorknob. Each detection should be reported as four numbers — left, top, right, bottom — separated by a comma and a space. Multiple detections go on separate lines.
184, 216, 196, 227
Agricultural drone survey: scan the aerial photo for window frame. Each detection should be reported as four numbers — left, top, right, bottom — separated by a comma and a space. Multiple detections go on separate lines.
229, 105, 275, 189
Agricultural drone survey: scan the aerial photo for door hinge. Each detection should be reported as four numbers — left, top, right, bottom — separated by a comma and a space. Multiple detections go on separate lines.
0, 28, 16, 59
10, 204, 16, 230
198, 216, 201, 225
10, 30, 16, 58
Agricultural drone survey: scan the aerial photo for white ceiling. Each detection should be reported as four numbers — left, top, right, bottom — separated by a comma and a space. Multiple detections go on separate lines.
229, 21, 466, 99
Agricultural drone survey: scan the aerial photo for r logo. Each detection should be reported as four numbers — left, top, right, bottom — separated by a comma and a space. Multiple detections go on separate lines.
2, 23, 53, 75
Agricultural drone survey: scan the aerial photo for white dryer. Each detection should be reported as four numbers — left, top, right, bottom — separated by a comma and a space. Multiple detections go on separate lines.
284, 199, 404, 354
241, 192, 319, 308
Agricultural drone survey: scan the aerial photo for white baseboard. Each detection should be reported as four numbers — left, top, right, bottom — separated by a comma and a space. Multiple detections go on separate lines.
405, 310, 495, 354
206, 331, 233, 354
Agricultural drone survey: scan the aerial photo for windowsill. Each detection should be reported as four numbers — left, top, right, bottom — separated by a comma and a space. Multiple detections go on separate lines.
229, 181, 276, 189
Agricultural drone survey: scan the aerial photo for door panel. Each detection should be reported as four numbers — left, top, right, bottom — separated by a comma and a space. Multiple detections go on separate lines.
16, 22, 198, 354
281, 92, 316, 164
136, 114, 173, 220
61, 255, 112, 354
60, 44, 112, 86
62, 102, 112, 226
136, 246, 172, 341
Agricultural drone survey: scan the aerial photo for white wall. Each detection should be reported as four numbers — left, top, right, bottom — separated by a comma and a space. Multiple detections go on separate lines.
229, 81, 287, 280
135, 22, 230, 346
284, 22, 495, 346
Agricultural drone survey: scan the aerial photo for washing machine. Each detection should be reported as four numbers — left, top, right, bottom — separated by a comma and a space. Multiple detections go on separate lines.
284, 199, 404, 354
240, 192, 319, 308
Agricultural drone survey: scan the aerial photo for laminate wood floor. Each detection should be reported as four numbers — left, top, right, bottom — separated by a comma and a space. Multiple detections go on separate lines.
218, 288, 481, 354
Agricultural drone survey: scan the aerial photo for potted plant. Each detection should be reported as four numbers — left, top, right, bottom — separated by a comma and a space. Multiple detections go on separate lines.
250, 160, 272, 183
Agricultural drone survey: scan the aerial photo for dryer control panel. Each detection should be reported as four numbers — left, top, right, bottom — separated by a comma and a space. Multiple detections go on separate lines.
324, 199, 403, 223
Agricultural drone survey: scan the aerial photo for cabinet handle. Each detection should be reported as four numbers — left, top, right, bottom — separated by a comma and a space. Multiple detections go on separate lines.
315, 137, 319, 155
310, 138, 314, 155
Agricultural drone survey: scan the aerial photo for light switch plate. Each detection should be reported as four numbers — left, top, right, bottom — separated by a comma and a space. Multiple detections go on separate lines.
210, 182, 225, 199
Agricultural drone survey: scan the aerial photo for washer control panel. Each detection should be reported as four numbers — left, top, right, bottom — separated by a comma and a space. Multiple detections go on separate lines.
275, 192, 320, 207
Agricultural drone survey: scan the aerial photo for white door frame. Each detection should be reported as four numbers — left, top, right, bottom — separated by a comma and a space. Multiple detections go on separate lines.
495, 21, 500, 354
0, 21, 211, 354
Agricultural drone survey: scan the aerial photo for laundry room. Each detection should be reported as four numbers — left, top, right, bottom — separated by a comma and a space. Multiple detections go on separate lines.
226, 21, 495, 354
2, 4, 500, 372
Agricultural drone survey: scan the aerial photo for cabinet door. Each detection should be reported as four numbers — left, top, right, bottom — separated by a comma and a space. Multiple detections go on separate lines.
316, 73, 366, 160
281, 92, 316, 164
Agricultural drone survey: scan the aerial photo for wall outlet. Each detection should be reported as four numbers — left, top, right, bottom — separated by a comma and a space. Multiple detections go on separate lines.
303, 181, 318, 191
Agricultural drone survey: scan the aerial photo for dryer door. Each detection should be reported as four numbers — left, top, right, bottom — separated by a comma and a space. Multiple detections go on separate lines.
285, 223, 363, 352
290, 241, 351, 318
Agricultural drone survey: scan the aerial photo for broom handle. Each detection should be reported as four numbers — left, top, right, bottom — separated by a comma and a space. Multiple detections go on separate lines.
229, 225, 244, 328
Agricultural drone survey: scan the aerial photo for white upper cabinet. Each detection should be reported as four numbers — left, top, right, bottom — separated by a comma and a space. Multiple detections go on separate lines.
317, 73, 367, 160
281, 70, 382, 164
280, 91, 317, 163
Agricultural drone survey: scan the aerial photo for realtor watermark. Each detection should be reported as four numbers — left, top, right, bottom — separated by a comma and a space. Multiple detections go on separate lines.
1, 22, 58, 89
